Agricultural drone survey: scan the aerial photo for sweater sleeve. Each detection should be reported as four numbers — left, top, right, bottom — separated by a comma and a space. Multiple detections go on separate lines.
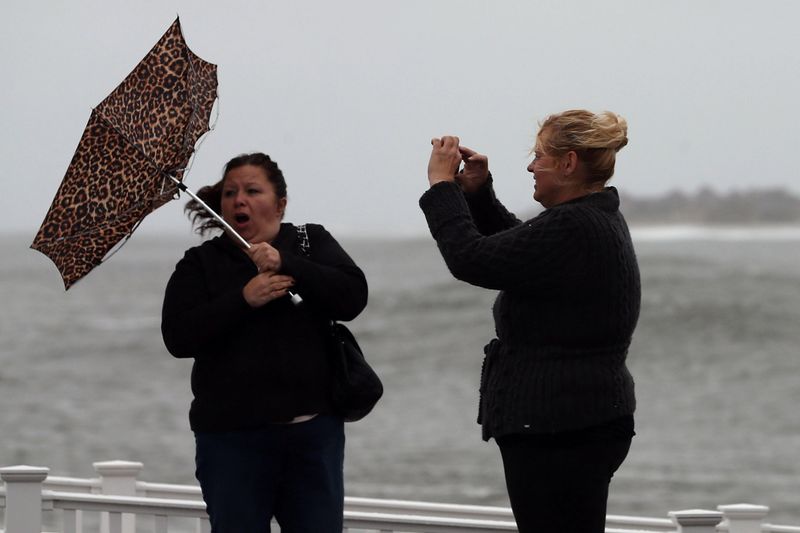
161, 249, 252, 359
463, 174, 522, 235
419, 181, 583, 291
279, 224, 368, 321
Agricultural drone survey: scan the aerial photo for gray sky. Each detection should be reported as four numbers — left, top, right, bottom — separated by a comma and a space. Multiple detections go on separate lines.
3, 0, 799, 238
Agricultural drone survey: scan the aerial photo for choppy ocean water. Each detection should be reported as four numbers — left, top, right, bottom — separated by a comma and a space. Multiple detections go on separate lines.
2, 227, 800, 523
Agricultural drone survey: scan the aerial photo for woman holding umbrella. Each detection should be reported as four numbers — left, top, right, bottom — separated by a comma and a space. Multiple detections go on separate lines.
162, 152, 367, 532
419, 110, 640, 532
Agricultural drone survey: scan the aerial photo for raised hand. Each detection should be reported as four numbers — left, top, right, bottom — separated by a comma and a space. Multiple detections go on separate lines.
456, 145, 489, 194
428, 136, 462, 187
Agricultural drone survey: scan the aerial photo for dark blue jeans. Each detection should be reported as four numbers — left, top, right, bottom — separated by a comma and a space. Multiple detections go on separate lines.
195, 415, 345, 533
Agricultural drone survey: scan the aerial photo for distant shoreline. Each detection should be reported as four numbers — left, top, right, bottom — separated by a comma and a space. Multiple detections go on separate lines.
620, 187, 800, 226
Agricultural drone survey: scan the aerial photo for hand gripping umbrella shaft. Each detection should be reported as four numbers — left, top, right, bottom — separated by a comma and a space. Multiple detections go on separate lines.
168, 175, 302, 305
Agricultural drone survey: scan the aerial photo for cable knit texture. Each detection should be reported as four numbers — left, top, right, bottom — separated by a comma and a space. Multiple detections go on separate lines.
419, 180, 640, 441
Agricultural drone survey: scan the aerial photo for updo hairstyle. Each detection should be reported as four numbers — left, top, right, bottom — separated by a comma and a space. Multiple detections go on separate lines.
536, 110, 628, 183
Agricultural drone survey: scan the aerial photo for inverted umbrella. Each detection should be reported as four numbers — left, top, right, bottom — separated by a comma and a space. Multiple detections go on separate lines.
31, 17, 224, 289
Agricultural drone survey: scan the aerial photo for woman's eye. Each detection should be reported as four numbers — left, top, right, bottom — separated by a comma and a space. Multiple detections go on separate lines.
247, 188, 260, 195
222, 190, 234, 197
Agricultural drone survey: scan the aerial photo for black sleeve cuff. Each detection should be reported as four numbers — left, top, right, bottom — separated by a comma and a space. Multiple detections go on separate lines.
419, 181, 471, 235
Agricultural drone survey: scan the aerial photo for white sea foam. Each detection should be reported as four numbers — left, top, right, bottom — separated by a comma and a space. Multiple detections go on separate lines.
630, 224, 800, 242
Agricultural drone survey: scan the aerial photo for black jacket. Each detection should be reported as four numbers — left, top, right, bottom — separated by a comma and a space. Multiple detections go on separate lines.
420, 180, 639, 440
161, 223, 368, 431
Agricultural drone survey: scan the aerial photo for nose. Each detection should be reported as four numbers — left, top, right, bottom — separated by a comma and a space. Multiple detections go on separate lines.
527, 161, 535, 173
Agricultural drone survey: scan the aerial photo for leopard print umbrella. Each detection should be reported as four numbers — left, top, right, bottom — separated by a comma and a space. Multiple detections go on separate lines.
31, 17, 218, 289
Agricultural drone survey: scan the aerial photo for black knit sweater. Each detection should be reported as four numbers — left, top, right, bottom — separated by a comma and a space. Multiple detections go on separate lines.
419, 180, 640, 441
161, 223, 368, 431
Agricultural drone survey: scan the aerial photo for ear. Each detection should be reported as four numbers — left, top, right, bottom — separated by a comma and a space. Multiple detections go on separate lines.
277, 197, 288, 218
563, 151, 579, 176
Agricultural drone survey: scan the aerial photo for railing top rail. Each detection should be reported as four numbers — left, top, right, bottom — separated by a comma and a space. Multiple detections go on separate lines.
343, 510, 518, 531
345, 496, 513, 513
45, 475, 98, 487
604, 527, 675, 533
764, 525, 800, 533
136, 480, 203, 496
343, 496, 514, 519
42, 490, 207, 518
606, 514, 675, 528
42, 475, 98, 494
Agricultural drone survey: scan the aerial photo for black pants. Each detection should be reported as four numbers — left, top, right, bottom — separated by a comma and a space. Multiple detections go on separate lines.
496, 428, 632, 533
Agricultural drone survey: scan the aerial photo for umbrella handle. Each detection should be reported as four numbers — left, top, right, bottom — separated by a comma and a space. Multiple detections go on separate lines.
168, 175, 303, 305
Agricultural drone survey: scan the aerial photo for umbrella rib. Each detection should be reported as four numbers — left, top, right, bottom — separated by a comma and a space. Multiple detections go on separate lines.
177, 103, 217, 181
91, 109, 166, 174
179, 51, 219, 179
96, 218, 144, 266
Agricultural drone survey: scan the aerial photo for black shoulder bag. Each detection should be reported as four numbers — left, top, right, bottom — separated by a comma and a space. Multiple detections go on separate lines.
296, 224, 383, 422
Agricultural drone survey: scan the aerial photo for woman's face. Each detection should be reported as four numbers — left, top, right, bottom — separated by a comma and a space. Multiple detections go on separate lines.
221, 164, 286, 244
527, 148, 566, 209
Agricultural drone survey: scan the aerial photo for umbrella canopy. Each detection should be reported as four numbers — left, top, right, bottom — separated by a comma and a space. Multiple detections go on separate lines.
31, 17, 218, 289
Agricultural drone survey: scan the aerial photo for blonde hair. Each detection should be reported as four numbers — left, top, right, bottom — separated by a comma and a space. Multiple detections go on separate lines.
535, 110, 628, 183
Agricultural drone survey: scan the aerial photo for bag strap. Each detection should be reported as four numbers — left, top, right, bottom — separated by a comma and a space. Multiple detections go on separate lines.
297, 224, 339, 329
296, 223, 310, 256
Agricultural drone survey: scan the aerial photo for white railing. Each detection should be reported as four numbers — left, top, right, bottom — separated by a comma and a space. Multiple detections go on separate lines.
2, 461, 799, 533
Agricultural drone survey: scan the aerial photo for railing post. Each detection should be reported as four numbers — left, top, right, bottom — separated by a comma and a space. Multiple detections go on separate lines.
669, 509, 724, 533
0, 465, 49, 533
718, 503, 770, 533
93, 460, 144, 495
94, 460, 144, 533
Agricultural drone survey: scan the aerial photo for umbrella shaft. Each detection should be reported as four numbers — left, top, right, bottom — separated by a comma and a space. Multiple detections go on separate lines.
167, 175, 250, 249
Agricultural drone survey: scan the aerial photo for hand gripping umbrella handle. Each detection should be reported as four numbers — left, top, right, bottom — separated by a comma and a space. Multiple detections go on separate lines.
168, 175, 303, 305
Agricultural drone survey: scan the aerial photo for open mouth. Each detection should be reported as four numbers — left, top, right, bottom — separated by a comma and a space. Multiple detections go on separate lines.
234, 213, 250, 224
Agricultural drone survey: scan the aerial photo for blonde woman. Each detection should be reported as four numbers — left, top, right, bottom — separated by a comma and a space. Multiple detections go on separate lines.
420, 110, 639, 532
